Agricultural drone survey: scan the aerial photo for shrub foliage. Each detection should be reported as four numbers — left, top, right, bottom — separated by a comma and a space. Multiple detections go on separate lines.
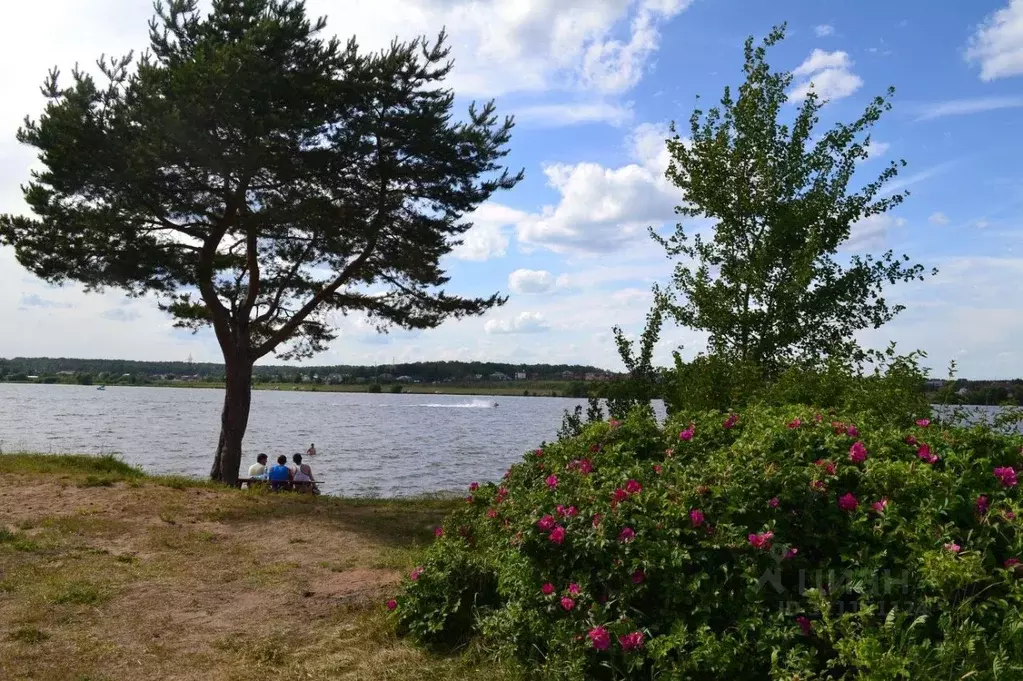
392, 407, 1023, 680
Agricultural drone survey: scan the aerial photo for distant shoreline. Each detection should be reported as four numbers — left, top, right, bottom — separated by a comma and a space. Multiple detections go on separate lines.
0, 379, 584, 398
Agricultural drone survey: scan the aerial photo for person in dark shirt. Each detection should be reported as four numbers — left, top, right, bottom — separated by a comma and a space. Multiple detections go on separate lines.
267, 454, 292, 491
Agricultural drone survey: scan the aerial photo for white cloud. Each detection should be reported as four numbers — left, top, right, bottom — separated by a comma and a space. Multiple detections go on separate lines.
789, 49, 864, 102
966, 0, 1023, 81
515, 122, 679, 253
814, 24, 836, 37
864, 140, 890, 159
450, 203, 527, 261
914, 96, 1023, 121
484, 311, 551, 334
511, 101, 634, 127
845, 214, 905, 252
508, 269, 562, 294
929, 212, 950, 226
303, 0, 693, 97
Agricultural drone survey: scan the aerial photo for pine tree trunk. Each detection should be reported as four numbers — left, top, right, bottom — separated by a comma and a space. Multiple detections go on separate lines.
209, 353, 253, 486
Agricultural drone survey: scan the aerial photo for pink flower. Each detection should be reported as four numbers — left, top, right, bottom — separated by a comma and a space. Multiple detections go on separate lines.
871, 497, 889, 514
995, 467, 1018, 487
410, 567, 423, 581
386, 599, 397, 611
535, 449, 544, 457
905, 435, 918, 446
787, 418, 802, 430
619, 631, 645, 652
434, 527, 444, 538
496, 487, 509, 503
976, 495, 990, 515
689, 509, 705, 527
917, 444, 939, 465
541, 583, 555, 595
784, 547, 799, 560
568, 583, 580, 595
653, 464, 663, 475
796, 615, 812, 635
847, 425, 860, 438
838, 493, 859, 512
814, 459, 837, 476
503, 469, 511, 479
748, 531, 774, 550
1006, 511, 1017, 521
577, 459, 593, 475
723, 413, 739, 429
549, 525, 566, 544
832, 422, 848, 435
546, 474, 559, 490
609, 419, 622, 429
560, 596, 575, 610
468, 482, 479, 491
486, 508, 497, 518
592, 513, 603, 528
625, 479, 643, 495
588, 626, 611, 650
916, 419, 931, 428
665, 448, 674, 458
465, 495, 474, 504
567, 506, 578, 517
768, 497, 780, 508
849, 441, 868, 464
811, 480, 827, 492
679, 425, 695, 441
556, 504, 566, 516
1004, 558, 1021, 568
618, 527, 636, 543
631, 569, 646, 584
589, 444, 601, 453
944, 542, 961, 553
537, 515, 556, 532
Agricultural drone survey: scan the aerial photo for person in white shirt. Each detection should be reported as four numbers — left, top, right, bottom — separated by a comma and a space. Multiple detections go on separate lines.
248, 453, 268, 478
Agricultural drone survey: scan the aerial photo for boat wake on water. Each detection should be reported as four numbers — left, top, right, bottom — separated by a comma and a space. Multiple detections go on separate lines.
417, 398, 498, 409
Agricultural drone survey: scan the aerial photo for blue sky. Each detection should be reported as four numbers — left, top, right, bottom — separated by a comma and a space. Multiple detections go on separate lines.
2, 0, 1023, 377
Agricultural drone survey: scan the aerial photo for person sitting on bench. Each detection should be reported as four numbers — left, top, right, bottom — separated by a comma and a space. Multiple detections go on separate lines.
248, 453, 268, 479
267, 454, 292, 491
292, 453, 318, 494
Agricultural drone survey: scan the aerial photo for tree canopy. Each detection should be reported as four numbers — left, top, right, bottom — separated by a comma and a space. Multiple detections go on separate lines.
655, 24, 933, 371
0, 0, 522, 482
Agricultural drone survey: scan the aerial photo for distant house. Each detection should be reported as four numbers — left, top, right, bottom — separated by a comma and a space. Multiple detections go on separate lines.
57, 370, 75, 376
561, 371, 578, 380
514, 371, 527, 380
396, 375, 413, 382
473, 374, 483, 380
490, 372, 510, 381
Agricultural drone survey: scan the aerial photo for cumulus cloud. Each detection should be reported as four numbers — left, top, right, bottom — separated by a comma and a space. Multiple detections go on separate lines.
864, 140, 890, 159
789, 49, 864, 102
929, 212, 950, 226
966, 0, 1023, 81
511, 101, 634, 127
484, 311, 551, 334
450, 203, 527, 261
508, 269, 565, 294
814, 24, 835, 37
515, 122, 679, 254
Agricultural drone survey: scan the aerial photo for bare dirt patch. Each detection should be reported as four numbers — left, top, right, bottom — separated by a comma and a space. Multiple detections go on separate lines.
0, 472, 511, 681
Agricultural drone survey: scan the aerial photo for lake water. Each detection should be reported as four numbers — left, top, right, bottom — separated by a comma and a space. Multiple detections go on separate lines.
0, 383, 591, 497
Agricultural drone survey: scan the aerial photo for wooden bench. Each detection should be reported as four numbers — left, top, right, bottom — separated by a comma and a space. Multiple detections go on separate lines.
236, 478, 322, 493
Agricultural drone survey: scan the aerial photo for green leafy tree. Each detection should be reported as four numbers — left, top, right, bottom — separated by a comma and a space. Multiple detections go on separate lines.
0, 0, 521, 484
656, 24, 933, 372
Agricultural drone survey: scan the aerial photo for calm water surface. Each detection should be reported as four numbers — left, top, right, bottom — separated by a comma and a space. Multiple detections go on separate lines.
0, 383, 592, 497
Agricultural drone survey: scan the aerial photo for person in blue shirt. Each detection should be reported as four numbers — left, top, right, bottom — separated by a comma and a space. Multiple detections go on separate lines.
267, 454, 293, 491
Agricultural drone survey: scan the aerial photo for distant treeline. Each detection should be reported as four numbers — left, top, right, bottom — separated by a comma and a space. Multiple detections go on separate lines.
0, 357, 613, 385
926, 379, 1023, 407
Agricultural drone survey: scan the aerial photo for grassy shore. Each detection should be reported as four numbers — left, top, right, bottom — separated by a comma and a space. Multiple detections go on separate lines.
0, 454, 519, 681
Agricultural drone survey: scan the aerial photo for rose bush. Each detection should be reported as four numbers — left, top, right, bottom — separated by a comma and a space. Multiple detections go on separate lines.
392, 406, 1023, 680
